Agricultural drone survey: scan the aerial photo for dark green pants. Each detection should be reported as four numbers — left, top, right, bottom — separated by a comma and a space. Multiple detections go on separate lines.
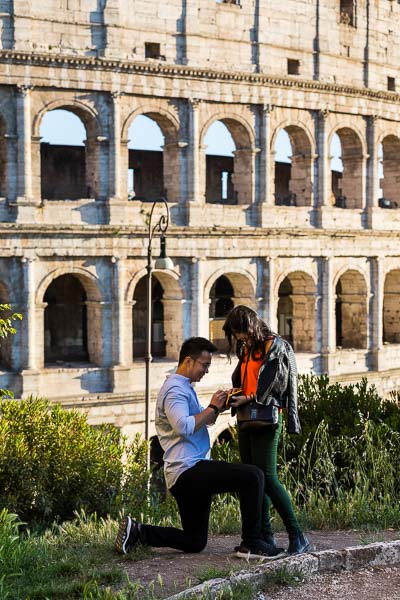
238, 414, 300, 536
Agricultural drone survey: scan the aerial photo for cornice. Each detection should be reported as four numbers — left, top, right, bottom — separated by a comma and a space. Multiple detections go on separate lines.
1, 223, 400, 240
0, 49, 399, 104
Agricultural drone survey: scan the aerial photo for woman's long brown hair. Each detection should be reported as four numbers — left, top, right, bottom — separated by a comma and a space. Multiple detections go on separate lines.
222, 305, 274, 360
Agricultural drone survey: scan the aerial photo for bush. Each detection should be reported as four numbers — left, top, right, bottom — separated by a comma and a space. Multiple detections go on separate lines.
297, 375, 400, 439
0, 397, 125, 525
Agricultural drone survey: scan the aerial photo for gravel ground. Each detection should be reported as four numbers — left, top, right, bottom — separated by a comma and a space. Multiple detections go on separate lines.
118, 529, 400, 599
260, 564, 400, 600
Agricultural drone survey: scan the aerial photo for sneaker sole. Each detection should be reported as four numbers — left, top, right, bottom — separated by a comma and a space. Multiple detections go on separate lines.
115, 516, 132, 555
235, 550, 286, 561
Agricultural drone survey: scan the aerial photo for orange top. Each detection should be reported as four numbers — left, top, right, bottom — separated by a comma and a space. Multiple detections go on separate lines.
240, 338, 274, 396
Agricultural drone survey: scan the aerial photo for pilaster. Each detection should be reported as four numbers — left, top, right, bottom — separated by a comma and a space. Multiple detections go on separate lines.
15, 86, 39, 222
191, 258, 208, 338
370, 256, 384, 370
366, 115, 379, 228
107, 91, 129, 224
321, 256, 335, 372
315, 109, 330, 226
110, 255, 132, 392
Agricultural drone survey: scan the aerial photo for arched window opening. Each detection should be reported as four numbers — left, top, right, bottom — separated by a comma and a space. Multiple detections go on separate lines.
40, 109, 90, 200
128, 115, 165, 202
132, 276, 166, 358
205, 121, 236, 204
383, 270, 400, 344
274, 129, 292, 206
330, 133, 344, 207
277, 272, 316, 352
332, 129, 363, 209
209, 275, 234, 352
379, 136, 400, 209
274, 127, 312, 207
335, 270, 367, 349
44, 275, 89, 364
0, 118, 7, 198
0, 284, 12, 370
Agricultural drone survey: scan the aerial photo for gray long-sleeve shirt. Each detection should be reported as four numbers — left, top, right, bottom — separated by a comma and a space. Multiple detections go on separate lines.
155, 373, 211, 489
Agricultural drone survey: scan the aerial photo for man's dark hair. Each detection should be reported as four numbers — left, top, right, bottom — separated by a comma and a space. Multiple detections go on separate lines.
178, 337, 217, 365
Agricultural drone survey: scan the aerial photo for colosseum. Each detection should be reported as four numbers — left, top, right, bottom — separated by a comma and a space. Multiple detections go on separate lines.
1, 0, 400, 442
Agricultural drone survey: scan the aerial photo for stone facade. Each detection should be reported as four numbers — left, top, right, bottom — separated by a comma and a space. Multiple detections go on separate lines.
1, 1, 400, 442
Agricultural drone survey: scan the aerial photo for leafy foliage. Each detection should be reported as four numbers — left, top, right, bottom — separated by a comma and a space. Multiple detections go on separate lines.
0, 304, 22, 340
0, 397, 124, 525
297, 374, 400, 438
0, 304, 22, 399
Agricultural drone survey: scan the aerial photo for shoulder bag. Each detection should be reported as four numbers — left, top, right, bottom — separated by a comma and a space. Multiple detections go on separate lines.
236, 338, 279, 431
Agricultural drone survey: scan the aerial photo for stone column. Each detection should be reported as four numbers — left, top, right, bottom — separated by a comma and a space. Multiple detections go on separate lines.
263, 257, 277, 332
20, 256, 41, 396
110, 92, 122, 200
111, 256, 132, 391
108, 91, 128, 224
321, 256, 335, 372
370, 256, 383, 370
21, 256, 37, 370
187, 99, 202, 204
191, 258, 208, 338
366, 115, 379, 227
3, 133, 18, 202
316, 109, 330, 224
259, 104, 274, 208
15, 86, 38, 221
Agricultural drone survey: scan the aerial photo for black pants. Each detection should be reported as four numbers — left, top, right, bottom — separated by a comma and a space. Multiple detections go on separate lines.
140, 459, 264, 553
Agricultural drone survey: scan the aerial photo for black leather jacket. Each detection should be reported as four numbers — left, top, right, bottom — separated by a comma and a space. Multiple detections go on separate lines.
231, 335, 301, 434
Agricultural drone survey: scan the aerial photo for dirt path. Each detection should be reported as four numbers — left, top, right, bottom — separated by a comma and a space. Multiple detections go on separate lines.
116, 529, 400, 599
261, 564, 400, 600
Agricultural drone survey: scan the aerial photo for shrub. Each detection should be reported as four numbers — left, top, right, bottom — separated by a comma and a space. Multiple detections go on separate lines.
297, 374, 400, 439
0, 397, 124, 525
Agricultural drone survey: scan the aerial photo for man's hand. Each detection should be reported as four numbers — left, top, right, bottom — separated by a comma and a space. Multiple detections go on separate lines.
210, 389, 228, 413
193, 389, 228, 431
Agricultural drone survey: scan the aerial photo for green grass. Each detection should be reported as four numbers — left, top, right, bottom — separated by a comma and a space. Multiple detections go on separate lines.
196, 566, 234, 583
0, 510, 150, 600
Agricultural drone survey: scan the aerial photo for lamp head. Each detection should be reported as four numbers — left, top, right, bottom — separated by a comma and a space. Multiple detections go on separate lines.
154, 235, 174, 270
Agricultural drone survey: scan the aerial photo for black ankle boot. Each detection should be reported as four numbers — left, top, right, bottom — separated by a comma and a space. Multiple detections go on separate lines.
263, 533, 285, 553
287, 531, 312, 555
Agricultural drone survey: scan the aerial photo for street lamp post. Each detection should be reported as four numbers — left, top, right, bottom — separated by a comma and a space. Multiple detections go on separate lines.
145, 197, 174, 470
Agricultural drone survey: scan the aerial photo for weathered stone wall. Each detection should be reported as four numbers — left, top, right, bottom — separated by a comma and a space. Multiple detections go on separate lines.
0, 1, 400, 441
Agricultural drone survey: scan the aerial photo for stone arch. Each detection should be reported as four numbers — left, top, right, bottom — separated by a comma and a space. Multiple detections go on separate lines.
205, 270, 256, 352
37, 267, 103, 367
34, 100, 103, 201
335, 269, 367, 349
379, 135, 400, 209
276, 271, 317, 352
130, 269, 183, 360
201, 113, 255, 205
272, 122, 314, 207
123, 106, 181, 203
383, 269, 400, 344
330, 127, 364, 209
0, 281, 12, 369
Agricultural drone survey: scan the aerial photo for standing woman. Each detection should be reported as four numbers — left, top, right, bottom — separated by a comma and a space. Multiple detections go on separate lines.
223, 305, 311, 556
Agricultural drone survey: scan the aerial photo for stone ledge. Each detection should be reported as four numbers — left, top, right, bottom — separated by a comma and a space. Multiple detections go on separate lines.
163, 540, 400, 600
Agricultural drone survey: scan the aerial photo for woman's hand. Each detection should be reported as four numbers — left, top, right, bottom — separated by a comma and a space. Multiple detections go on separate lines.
228, 394, 252, 408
